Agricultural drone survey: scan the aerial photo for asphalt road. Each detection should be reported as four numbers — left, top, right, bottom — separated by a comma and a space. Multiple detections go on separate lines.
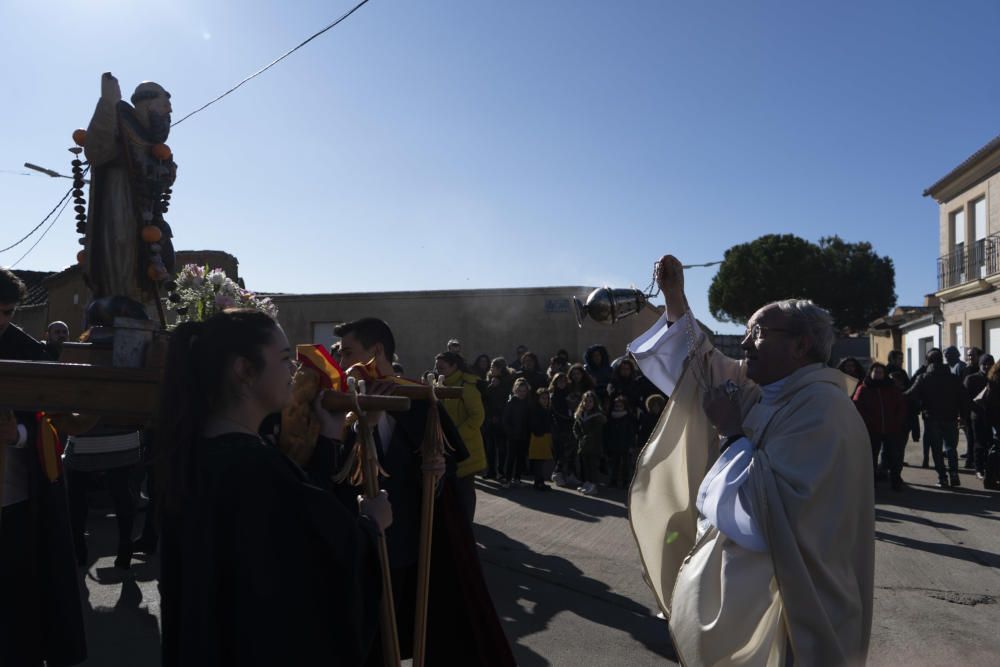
76, 438, 999, 666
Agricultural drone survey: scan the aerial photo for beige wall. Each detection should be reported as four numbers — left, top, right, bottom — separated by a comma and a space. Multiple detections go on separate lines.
938, 172, 1000, 257
270, 287, 662, 373
869, 330, 902, 365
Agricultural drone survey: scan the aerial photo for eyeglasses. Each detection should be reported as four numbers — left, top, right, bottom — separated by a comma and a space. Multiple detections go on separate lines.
743, 323, 798, 342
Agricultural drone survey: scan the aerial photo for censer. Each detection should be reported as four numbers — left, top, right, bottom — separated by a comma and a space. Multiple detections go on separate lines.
572, 260, 717, 327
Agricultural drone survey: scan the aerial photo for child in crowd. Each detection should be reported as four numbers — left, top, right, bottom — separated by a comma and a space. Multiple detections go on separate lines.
573, 390, 606, 496
604, 395, 637, 489
528, 389, 554, 491
638, 394, 667, 449
501, 378, 532, 488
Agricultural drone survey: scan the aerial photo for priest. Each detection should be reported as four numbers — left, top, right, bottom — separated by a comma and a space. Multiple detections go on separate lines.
627, 255, 873, 667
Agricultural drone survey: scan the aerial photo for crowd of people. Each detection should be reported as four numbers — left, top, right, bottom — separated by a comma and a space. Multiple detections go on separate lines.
839, 346, 1000, 491
399, 339, 669, 498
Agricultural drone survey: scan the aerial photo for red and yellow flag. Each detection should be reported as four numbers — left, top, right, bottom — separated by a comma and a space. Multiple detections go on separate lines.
296, 344, 347, 392
36, 412, 64, 482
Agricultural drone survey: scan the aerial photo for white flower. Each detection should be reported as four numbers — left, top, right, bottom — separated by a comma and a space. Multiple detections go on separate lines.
207, 270, 225, 287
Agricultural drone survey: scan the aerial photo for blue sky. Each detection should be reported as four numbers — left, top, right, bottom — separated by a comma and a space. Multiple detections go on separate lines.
2, 0, 999, 334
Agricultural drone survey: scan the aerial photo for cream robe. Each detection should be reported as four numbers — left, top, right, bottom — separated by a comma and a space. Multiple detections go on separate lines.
628, 316, 873, 667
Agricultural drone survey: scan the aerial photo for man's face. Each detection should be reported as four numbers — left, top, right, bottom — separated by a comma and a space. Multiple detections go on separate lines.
945, 349, 960, 364
967, 349, 980, 366
448, 343, 461, 354
0, 302, 16, 336
47, 323, 69, 344
338, 333, 377, 369
742, 304, 808, 385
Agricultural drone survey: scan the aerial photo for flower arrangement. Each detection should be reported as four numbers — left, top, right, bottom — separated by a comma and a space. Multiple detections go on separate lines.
167, 264, 278, 324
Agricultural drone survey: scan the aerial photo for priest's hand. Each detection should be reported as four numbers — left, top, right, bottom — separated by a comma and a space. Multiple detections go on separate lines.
656, 254, 689, 322
313, 391, 347, 440
101, 72, 122, 103
702, 384, 744, 438
358, 490, 393, 533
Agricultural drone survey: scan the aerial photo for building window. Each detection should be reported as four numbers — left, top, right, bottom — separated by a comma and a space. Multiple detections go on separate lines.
952, 208, 966, 284
972, 197, 989, 277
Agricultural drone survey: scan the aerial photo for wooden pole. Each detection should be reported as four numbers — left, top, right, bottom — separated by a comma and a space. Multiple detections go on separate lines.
349, 379, 401, 667
412, 375, 447, 667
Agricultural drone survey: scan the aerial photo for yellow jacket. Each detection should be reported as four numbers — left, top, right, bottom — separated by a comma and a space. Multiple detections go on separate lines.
442, 370, 486, 478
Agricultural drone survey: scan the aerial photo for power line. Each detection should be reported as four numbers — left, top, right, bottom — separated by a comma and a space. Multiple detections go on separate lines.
0, 183, 75, 254
11, 187, 74, 268
5, 0, 373, 262
172, 0, 373, 127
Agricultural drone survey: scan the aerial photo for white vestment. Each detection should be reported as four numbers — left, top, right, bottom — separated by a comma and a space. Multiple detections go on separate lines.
628, 312, 874, 667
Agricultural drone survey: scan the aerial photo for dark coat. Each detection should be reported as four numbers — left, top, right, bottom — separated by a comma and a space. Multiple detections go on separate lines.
905, 363, 971, 423
1, 324, 88, 667
852, 378, 908, 435
502, 396, 532, 441
605, 411, 638, 455
159, 433, 381, 667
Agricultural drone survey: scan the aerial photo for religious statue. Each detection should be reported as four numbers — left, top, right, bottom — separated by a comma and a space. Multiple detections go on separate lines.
82, 72, 176, 317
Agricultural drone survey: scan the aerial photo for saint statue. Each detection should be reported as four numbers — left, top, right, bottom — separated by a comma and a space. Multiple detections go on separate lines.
82, 72, 176, 312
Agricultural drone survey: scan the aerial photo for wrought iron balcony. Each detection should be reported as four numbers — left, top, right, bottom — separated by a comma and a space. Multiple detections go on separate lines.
938, 233, 1000, 290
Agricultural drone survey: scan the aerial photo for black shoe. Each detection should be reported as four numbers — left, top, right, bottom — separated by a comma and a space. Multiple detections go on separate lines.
114, 553, 132, 570
891, 478, 904, 492
937, 478, 949, 488
921, 461, 930, 469
963, 461, 975, 469
950, 475, 961, 487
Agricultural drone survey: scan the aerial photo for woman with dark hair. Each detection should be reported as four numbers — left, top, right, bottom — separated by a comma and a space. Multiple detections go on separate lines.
567, 363, 595, 397
583, 345, 613, 399
852, 362, 908, 490
608, 358, 645, 413
573, 390, 606, 496
514, 352, 548, 395
156, 309, 391, 667
471, 354, 492, 381
548, 373, 579, 487
838, 357, 865, 393
483, 358, 514, 479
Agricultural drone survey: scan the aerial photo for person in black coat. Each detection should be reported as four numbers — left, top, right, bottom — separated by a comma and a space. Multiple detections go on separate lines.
502, 378, 533, 486
156, 310, 391, 667
1, 268, 87, 667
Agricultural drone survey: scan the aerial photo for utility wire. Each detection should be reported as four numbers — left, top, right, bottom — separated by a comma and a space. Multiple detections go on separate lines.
11, 187, 74, 268
5, 0, 373, 258
0, 182, 75, 254
172, 0, 372, 127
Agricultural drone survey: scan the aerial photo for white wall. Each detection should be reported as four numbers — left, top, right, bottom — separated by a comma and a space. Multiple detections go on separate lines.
903, 323, 941, 376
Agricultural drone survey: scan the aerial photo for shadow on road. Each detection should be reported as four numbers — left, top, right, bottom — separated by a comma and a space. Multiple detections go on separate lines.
475, 479, 629, 522
875, 476, 999, 521
475, 524, 676, 666
875, 507, 965, 531
875, 530, 1000, 569
77, 512, 161, 666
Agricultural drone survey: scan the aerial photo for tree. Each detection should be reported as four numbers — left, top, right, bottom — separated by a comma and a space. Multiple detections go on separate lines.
707, 234, 896, 333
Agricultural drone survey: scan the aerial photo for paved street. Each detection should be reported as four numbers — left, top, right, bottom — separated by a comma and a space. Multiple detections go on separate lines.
78, 439, 999, 666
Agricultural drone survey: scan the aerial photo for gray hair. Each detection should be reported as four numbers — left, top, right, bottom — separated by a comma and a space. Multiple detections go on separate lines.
772, 299, 835, 364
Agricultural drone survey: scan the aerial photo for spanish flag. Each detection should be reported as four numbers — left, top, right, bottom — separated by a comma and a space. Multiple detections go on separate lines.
36, 412, 64, 482
296, 344, 347, 392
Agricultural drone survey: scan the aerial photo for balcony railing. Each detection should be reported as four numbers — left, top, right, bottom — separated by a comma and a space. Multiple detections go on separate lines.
938, 233, 1000, 291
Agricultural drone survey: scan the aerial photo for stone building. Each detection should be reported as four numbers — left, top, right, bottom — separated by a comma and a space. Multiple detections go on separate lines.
269, 286, 662, 374
925, 133, 1000, 355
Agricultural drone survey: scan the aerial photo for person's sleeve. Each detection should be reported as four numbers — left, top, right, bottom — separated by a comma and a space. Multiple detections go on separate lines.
628, 310, 696, 396
462, 382, 485, 434
696, 437, 767, 552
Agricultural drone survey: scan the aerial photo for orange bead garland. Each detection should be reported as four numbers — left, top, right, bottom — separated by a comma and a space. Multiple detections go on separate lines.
151, 143, 172, 161
72, 129, 87, 147
141, 225, 162, 243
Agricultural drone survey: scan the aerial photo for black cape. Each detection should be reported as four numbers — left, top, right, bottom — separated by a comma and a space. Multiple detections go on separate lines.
0, 324, 88, 666
159, 433, 382, 667
334, 401, 516, 666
